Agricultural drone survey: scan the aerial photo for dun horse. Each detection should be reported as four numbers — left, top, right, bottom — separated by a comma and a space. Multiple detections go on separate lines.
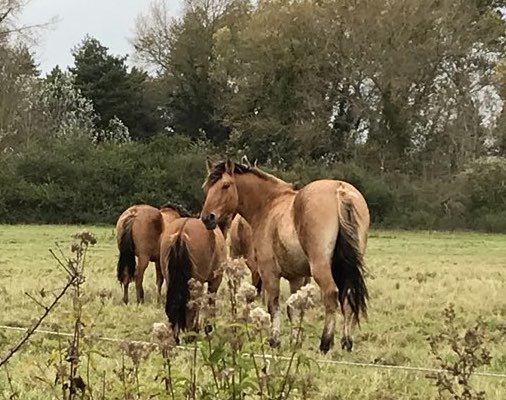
228, 214, 262, 293
201, 159, 369, 353
116, 203, 190, 304
160, 217, 225, 340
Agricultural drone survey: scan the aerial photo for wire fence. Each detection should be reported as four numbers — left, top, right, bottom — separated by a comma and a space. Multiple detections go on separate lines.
1, 324, 505, 379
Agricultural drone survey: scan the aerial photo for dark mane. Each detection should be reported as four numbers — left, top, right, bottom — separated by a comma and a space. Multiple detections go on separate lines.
206, 162, 252, 186
204, 161, 294, 189
159, 202, 192, 218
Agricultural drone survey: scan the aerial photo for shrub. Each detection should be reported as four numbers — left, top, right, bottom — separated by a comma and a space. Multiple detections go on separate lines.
0, 135, 505, 232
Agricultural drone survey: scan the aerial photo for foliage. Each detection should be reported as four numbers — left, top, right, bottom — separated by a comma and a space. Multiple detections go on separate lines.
133, 0, 506, 172
133, 0, 241, 143
35, 70, 96, 138
69, 36, 160, 140
0, 136, 505, 231
0, 0, 506, 231
427, 305, 492, 400
0, 134, 211, 224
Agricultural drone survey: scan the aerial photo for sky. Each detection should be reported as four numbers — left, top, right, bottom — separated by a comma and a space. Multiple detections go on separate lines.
19, 0, 183, 74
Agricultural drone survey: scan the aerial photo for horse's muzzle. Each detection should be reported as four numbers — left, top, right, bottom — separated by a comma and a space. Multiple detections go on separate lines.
201, 213, 217, 230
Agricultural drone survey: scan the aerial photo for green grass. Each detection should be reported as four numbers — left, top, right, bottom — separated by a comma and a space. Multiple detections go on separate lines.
0, 225, 505, 399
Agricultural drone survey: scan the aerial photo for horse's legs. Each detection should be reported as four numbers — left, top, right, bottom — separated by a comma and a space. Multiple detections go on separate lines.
135, 256, 149, 304
308, 258, 339, 353
262, 271, 281, 348
155, 260, 164, 306
122, 279, 130, 305
340, 297, 357, 351
287, 276, 308, 323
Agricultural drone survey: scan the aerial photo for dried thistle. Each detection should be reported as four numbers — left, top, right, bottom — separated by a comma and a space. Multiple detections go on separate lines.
152, 322, 177, 354
187, 279, 205, 312
286, 283, 319, 314
236, 282, 258, 304
120, 341, 152, 367
71, 231, 97, 247
427, 304, 492, 400
249, 307, 271, 330
224, 258, 249, 286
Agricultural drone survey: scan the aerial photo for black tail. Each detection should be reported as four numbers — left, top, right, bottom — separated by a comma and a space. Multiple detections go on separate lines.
165, 234, 192, 331
331, 198, 369, 322
117, 216, 136, 285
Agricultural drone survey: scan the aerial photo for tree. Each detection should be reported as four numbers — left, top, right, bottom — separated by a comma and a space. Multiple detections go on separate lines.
0, 43, 39, 149
133, 0, 242, 143
69, 36, 159, 140
210, 0, 506, 171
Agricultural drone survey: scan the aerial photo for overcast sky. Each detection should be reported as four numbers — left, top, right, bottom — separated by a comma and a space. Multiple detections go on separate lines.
19, 0, 182, 74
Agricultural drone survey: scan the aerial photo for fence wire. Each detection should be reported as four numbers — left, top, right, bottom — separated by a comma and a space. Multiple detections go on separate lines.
1, 324, 505, 379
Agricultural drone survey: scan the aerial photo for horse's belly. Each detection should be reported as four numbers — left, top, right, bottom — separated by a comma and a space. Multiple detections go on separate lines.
274, 227, 310, 279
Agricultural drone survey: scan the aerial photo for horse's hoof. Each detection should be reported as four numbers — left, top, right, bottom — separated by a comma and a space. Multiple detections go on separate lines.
319, 334, 334, 354
268, 337, 281, 348
340, 336, 353, 352
183, 335, 197, 344
286, 306, 293, 323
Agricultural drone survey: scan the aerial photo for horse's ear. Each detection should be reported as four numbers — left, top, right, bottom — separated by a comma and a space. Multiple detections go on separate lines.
225, 158, 234, 174
206, 157, 214, 173
240, 155, 251, 168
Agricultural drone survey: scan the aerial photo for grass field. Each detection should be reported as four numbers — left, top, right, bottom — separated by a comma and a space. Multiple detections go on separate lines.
0, 225, 505, 399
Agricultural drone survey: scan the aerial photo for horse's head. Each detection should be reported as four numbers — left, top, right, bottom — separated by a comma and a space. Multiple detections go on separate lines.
201, 158, 239, 230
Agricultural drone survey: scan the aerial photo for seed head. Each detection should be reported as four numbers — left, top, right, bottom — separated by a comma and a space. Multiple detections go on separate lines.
237, 282, 258, 304
225, 257, 249, 284
152, 321, 177, 353
286, 283, 319, 312
249, 307, 271, 329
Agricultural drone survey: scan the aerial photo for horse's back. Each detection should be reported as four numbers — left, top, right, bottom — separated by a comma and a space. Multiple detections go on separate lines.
294, 179, 370, 255
161, 208, 181, 230
116, 204, 164, 258
161, 218, 226, 280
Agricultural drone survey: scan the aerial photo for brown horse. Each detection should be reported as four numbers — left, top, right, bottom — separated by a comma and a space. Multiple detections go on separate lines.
116, 203, 190, 304
160, 217, 226, 340
228, 214, 262, 292
201, 159, 370, 353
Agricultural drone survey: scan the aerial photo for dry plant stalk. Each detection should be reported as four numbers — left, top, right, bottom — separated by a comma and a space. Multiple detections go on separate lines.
0, 232, 96, 371
427, 304, 492, 400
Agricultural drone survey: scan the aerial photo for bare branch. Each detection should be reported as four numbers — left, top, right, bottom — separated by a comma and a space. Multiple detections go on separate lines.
0, 275, 77, 367
0, 7, 12, 24
24, 291, 48, 310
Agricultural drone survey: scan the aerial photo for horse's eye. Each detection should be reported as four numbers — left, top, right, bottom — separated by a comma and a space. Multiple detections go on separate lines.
222, 183, 231, 190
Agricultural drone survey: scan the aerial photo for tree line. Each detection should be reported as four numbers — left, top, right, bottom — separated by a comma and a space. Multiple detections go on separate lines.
0, 0, 505, 231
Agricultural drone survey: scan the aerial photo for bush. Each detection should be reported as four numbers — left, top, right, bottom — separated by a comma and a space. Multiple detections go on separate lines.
0, 134, 212, 224
0, 136, 505, 232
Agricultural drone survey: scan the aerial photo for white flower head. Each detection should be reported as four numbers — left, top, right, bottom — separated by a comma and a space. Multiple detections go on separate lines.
249, 306, 271, 329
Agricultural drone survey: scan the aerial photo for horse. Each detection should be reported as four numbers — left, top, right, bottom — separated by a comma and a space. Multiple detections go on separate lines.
228, 214, 262, 292
160, 217, 226, 340
200, 159, 370, 353
115, 203, 191, 304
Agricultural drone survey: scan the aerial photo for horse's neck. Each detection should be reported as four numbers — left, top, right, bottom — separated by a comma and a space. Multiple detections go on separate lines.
236, 173, 293, 226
